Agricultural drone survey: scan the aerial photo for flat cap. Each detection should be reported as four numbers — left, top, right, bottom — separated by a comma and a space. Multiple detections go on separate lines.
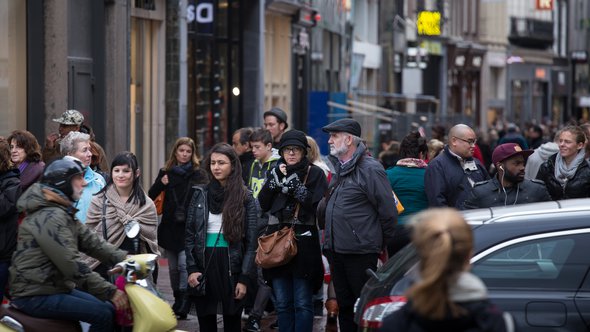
492, 143, 534, 164
322, 118, 361, 137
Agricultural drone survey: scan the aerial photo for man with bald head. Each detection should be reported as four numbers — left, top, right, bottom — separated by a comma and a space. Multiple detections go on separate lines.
424, 124, 489, 208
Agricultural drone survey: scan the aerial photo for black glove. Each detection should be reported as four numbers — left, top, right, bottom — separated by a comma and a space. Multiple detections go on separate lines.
267, 167, 284, 192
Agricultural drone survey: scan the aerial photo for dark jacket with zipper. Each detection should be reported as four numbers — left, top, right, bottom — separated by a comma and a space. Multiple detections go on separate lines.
148, 167, 208, 252
321, 143, 397, 255
185, 186, 258, 285
0, 169, 21, 262
536, 153, 590, 200
463, 177, 552, 209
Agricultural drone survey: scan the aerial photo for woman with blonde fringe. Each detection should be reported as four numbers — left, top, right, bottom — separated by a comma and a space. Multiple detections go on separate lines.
380, 208, 514, 332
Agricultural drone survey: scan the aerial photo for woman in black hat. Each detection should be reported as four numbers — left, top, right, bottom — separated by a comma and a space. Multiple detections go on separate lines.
257, 130, 328, 332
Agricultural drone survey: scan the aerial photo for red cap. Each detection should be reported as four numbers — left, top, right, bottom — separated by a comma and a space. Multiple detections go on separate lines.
492, 143, 534, 165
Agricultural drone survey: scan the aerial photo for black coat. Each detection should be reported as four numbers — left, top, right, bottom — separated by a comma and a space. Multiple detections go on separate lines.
148, 167, 208, 251
258, 161, 328, 291
185, 186, 258, 285
463, 177, 552, 209
0, 169, 21, 262
381, 300, 510, 332
425, 146, 490, 209
536, 153, 590, 200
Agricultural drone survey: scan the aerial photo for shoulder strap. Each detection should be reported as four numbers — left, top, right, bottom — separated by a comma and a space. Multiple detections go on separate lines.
292, 166, 311, 222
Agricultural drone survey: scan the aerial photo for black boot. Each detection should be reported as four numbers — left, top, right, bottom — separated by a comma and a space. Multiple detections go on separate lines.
176, 290, 191, 320
172, 290, 181, 313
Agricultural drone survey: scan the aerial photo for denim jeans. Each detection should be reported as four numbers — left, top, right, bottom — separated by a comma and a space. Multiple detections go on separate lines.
272, 276, 313, 332
165, 249, 188, 291
10, 289, 115, 332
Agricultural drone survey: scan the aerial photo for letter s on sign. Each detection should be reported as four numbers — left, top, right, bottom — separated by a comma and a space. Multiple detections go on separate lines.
186, 3, 213, 24
187, 4, 195, 23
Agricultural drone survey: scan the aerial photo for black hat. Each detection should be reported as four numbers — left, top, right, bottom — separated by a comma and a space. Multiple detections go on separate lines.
278, 130, 309, 154
264, 107, 289, 129
322, 118, 361, 137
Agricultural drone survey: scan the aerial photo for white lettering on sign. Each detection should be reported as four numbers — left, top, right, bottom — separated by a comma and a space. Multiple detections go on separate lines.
187, 3, 214, 24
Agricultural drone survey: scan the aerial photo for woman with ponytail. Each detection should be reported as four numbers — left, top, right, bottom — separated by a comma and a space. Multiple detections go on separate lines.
380, 208, 513, 332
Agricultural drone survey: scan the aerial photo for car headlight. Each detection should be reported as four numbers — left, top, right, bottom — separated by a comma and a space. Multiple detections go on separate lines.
360, 296, 407, 329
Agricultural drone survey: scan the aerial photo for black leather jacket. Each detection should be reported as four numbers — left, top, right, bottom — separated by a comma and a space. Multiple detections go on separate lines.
185, 186, 258, 285
463, 177, 552, 209
536, 154, 590, 200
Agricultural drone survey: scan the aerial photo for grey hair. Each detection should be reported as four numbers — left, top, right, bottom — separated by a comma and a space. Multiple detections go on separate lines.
350, 134, 362, 146
60, 131, 90, 156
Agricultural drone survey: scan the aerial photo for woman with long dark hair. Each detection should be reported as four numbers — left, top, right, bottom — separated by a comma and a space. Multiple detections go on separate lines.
7, 130, 44, 192
84, 152, 159, 276
185, 143, 258, 331
257, 130, 328, 332
148, 137, 207, 318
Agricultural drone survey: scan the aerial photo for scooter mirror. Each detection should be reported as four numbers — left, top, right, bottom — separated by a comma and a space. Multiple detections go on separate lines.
125, 220, 140, 238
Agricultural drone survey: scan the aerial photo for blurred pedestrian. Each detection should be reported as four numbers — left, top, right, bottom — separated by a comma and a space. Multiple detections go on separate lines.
318, 118, 396, 332
536, 126, 590, 199
424, 124, 489, 208
89, 141, 110, 182
464, 143, 551, 209
0, 140, 21, 301
426, 139, 444, 162
84, 152, 160, 276
232, 127, 255, 184
258, 130, 328, 332
60, 131, 105, 223
386, 131, 429, 256
524, 137, 558, 180
306, 135, 331, 178
498, 123, 528, 149
148, 137, 208, 319
379, 141, 400, 169
7, 130, 44, 192
580, 123, 590, 159
380, 208, 513, 332
185, 143, 258, 331
527, 125, 544, 150
264, 107, 289, 149
43, 109, 84, 163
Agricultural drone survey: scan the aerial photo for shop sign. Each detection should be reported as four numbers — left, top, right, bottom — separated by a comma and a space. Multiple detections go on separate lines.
571, 50, 588, 63
416, 11, 441, 36
187, 1, 214, 24
536, 0, 553, 10
579, 96, 590, 107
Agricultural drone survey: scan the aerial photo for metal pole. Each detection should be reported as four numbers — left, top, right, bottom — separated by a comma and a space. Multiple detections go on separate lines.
178, 0, 188, 137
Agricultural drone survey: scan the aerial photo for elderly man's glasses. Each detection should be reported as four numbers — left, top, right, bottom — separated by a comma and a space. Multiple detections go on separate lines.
453, 136, 477, 146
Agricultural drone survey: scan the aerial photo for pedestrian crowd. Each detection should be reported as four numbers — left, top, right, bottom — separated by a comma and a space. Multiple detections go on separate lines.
1, 107, 589, 332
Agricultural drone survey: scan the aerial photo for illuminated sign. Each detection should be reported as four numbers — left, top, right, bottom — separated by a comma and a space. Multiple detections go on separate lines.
417, 11, 441, 36
536, 0, 553, 10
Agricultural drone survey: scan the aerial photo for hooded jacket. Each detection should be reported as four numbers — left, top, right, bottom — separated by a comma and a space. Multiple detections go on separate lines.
185, 186, 258, 285
322, 143, 397, 254
536, 153, 590, 200
9, 183, 127, 301
381, 272, 514, 332
524, 142, 558, 180
0, 169, 21, 262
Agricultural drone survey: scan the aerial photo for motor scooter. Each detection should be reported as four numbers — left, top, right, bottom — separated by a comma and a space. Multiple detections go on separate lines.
0, 254, 183, 332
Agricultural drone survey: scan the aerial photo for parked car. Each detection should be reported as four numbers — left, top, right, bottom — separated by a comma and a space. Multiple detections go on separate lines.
355, 198, 590, 331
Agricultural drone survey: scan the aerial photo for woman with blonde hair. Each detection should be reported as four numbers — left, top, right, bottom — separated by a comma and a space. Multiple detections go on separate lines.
381, 208, 513, 331
148, 137, 208, 318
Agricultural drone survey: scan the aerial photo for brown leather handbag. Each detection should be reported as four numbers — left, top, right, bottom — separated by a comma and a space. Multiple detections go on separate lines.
255, 225, 298, 269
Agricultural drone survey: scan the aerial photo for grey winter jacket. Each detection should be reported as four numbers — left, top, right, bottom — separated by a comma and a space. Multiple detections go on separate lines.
185, 186, 258, 285
9, 183, 127, 301
463, 177, 552, 209
322, 143, 397, 254
524, 142, 558, 180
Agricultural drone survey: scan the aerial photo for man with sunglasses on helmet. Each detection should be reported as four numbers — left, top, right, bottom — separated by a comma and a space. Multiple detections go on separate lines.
8, 157, 129, 331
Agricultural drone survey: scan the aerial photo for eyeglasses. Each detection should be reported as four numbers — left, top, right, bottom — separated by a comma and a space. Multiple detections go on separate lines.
453, 136, 477, 146
283, 146, 303, 154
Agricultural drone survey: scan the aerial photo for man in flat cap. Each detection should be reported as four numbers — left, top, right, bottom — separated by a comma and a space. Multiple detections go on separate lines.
43, 110, 85, 164
264, 107, 289, 149
424, 124, 489, 208
318, 118, 397, 332
463, 143, 551, 209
